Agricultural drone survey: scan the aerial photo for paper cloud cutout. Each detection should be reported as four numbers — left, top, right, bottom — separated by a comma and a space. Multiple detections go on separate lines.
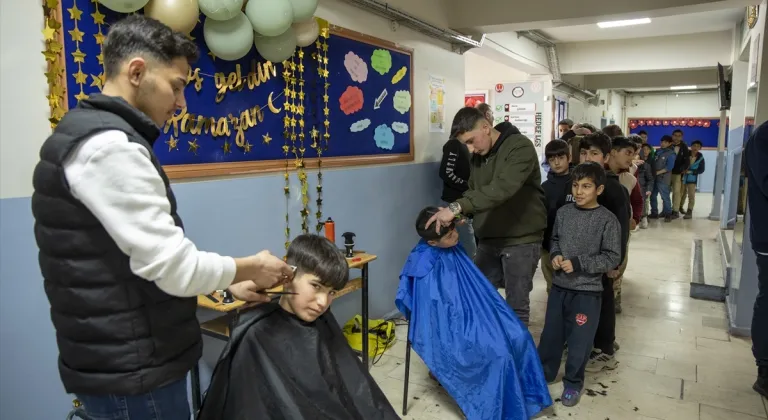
391, 122, 409, 134
374, 124, 395, 150
393, 90, 411, 114
344, 51, 368, 83
339, 86, 364, 115
350, 119, 371, 132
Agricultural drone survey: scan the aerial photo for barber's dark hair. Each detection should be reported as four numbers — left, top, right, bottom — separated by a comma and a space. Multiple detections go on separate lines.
558, 118, 574, 128
286, 234, 349, 290
602, 124, 624, 138
416, 207, 453, 241
672, 129, 684, 135
580, 132, 612, 156
579, 123, 598, 134
691, 140, 703, 147
637, 130, 648, 136
660, 135, 673, 144
103, 15, 199, 80
545, 139, 570, 159
571, 161, 606, 188
450, 107, 487, 138
611, 136, 638, 152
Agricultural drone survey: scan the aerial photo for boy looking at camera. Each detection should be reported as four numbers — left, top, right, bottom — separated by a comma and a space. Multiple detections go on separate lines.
538, 162, 622, 407
541, 139, 574, 292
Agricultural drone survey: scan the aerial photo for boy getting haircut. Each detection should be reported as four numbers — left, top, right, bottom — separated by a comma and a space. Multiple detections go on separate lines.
199, 235, 399, 420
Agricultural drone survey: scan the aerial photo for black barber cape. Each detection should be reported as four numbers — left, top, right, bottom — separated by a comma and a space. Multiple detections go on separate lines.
197, 302, 399, 420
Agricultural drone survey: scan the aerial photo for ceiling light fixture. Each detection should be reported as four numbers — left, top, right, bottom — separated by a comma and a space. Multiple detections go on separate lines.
670, 85, 697, 90
597, 18, 651, 28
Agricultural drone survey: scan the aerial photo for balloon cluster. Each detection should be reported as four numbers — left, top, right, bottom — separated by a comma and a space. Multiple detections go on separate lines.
97, 0, 320, 63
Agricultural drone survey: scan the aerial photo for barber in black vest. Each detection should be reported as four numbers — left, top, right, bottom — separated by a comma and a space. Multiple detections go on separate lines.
31, 16, 293, 420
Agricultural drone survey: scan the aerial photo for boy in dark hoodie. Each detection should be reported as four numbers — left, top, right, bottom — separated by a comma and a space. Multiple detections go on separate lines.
540, 140, 575, 292
637, 143, 655, 228
577, 132, 630, 373
680, 140, 706, 219
439, 136, 475, 256
650, 136, 677, 222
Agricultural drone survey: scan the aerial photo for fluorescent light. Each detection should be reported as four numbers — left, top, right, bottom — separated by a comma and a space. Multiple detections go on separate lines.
670, 85, 697, 90
597, 18, 651, 28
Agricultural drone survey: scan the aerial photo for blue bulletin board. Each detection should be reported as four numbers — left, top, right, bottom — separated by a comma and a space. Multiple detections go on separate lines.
627, 118, 725, 149
58, 1, 414, 179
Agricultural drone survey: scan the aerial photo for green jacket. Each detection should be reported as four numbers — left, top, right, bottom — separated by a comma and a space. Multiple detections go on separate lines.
455, 131, 546, 247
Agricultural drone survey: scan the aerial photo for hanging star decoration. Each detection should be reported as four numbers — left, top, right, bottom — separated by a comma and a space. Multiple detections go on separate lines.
42, 0, 66, 127
67, 3, 89, 103
222, 140, 232, 154
188, 139, 200, 155
243, 141, 253, 153
90, 1, 106, 92
165, 136, 179, 152
262, 133, 272, 145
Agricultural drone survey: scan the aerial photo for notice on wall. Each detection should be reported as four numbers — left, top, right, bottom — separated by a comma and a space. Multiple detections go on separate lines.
534, 112, 543, 148
429, 74, 446, 133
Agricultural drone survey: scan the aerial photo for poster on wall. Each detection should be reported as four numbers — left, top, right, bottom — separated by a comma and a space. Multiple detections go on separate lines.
429, 74, 446, 132
491, 81, 551, 156
464, 90, 488, 107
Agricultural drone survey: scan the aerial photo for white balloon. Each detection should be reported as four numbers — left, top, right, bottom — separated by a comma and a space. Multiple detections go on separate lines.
245, 0, 293, 37
293, 19, 319, 47
288, 0, 318, 22
199, 0, 244, 21
203, 12, 254, 61
97, 0, 150, 13
254, 28, 297, 63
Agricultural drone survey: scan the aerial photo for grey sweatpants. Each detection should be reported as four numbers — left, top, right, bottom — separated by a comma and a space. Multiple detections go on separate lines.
474, 242, 540, 325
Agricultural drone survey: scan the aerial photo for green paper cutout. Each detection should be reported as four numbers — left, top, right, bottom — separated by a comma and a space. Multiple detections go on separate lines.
371, 49, 392, 75
393, 90, 411, 114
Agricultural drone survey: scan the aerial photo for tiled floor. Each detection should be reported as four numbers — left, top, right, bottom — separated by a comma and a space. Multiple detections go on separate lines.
371, 196, 768, 419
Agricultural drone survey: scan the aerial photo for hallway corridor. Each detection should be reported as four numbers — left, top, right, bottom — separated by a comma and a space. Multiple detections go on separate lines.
371, 196, 768, 419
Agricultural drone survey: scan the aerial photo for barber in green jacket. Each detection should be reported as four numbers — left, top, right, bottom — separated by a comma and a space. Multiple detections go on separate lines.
427, 107, 547, 325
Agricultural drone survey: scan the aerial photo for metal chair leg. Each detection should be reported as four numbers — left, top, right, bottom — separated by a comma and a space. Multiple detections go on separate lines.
402, 320, 412, 416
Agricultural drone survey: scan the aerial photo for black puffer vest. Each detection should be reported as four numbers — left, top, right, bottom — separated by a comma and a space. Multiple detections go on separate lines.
31, 94, 201, 395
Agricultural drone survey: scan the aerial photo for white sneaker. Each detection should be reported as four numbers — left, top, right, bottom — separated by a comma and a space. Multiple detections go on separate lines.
640, 217, 648, 229
585, 350, 618, 372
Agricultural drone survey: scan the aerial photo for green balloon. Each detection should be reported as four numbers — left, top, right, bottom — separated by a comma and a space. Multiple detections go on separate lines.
254, 28, 297, 63
199, 0, 244, 21
97, 0, 149, 13
245, 0, 293, 37
288, 0, 318, 22
203, 13, 254, 61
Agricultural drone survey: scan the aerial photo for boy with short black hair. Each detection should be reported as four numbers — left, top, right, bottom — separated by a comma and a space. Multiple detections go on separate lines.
538, 162, 622, 407
577, 133, 630, 372
541, 139, 574, 292
650, 135, 677, 222
634, 141, 655, 229
199, 234, 399, 420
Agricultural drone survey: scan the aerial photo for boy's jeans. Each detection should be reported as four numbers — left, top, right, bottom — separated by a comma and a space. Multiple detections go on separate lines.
651, 179, 672, 215
474, 242, 540, 325
76, 377, 190, 420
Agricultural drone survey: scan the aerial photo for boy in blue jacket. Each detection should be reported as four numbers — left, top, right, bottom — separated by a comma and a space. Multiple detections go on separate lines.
649, 135, 677, 222
680, 140, 706, 219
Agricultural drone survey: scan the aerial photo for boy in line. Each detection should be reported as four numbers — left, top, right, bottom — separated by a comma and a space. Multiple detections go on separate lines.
439, 134, 476, 257
538, 162, 622, 407
680, 140, 706, 219
577, 133, 630, 372
636, 143, 655, 229
649, 135, 677, 223
541, 140, 575, 292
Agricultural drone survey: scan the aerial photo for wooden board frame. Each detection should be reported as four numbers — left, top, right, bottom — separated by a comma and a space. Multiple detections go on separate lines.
53, 14, 415, 179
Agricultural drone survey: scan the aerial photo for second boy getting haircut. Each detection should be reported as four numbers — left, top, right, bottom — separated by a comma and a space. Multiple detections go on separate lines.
286, 234, 349, 291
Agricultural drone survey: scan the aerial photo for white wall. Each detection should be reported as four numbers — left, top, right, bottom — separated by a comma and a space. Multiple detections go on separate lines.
0, 0, 50, 199
563, 89, 625, 130
464, 50, 529, 90
626, 92, 720, 119
0, 0, 464, 199
558, 32, 733, 75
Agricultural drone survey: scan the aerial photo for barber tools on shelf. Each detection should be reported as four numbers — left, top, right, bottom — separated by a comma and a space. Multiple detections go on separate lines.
342, 232, 356, 258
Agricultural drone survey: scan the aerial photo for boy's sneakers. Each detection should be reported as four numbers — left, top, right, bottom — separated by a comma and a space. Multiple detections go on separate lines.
684, 210, 693, 219
754, 366, 768, 398
585, 350, 618, 372
561, 388, 581, 407
670, 211, 680, 220
640, 217, 649, 229
648, 213, 659, 219
613, 341, 620, 352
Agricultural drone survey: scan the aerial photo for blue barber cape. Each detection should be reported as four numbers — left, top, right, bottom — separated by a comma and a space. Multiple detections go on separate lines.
395, 241, 552, 420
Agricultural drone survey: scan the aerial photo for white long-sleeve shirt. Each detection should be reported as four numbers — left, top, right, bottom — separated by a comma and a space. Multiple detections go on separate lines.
62, 130, 236, 297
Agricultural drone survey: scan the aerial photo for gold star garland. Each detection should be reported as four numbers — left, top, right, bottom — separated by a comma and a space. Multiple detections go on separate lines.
89, 0, 106, 91
67, 2, 88, 103
42, 0, 66, 128
313, 21, 331, 232
296, 48, 311, 234
281, 59, 295, 251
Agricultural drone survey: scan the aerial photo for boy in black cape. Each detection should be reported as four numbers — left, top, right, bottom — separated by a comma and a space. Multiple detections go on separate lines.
198, 234, 398, 420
